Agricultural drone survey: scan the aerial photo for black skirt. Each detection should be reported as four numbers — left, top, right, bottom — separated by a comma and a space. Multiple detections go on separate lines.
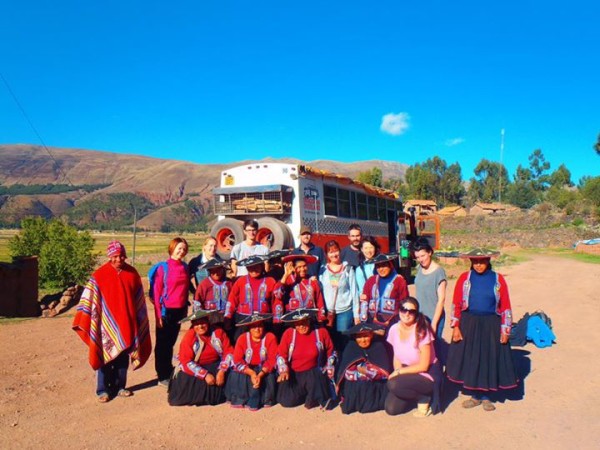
224, 365, 277, 409
168, 361, 226, 406
339, 379, 387, 414
446, 311, 518, 391
276, 367, 332, 409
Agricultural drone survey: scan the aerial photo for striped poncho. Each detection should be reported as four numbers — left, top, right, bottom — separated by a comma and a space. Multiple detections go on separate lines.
72, 262, 152, 370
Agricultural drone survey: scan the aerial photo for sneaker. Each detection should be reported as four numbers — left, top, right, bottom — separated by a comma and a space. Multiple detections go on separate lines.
157, 379, 170, 388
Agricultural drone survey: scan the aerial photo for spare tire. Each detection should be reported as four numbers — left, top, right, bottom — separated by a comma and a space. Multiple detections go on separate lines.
211, 218, 244, 259
256, 217, 293, 251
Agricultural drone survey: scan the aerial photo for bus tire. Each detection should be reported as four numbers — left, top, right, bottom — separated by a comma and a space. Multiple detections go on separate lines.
211, 218, 244, 259
256, 217, 292, 251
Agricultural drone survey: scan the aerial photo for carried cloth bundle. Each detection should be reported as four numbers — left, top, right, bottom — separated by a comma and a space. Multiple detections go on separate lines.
510, 310, 556, 348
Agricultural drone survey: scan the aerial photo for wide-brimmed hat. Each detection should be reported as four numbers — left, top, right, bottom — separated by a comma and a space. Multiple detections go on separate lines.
280, 308, 318, 324
199, 257, 229, 271
343, 322, 386, 335
460, 248, 500, 260
237, 255, 268, 267
235, 312, 273, 327
179, 309, 215, 324
266, 249, 292, 261
366, 252, 399, 265
281, 254, 318, 265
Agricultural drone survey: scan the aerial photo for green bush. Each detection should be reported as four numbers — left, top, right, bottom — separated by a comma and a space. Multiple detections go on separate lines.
9, 218, 98, 289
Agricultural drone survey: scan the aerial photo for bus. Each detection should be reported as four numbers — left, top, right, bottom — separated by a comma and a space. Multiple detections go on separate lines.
210, 163, 440, 271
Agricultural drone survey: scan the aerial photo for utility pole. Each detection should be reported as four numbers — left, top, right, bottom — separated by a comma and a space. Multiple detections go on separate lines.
499, 128, 505, 203
132, 206, 137, 266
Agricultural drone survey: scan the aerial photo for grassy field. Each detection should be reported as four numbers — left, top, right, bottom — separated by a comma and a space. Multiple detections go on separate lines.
0, 229, 210, 277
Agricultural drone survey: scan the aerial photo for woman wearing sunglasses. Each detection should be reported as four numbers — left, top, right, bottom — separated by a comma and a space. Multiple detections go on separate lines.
384, 297, 442, 417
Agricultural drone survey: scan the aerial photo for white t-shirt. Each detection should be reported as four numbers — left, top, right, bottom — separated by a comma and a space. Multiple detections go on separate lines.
231, 241, 269, 276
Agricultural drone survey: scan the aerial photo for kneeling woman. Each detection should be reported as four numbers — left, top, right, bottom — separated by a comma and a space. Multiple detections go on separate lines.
276, 309, 337, 409
385, 297, 442, 417
225, 313, 278, 410
336, 323, 393, 414
168, 310, 233, 406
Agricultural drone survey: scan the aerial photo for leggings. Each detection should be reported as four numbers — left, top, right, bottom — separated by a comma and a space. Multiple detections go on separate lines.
385, 373, 434, 416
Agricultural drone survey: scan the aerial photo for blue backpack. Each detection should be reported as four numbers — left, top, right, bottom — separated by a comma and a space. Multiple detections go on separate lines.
526, 312, 556, 348
148, 262, 169, 317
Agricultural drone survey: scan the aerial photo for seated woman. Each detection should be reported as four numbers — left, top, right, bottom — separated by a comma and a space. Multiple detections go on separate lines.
225, 313, 278, 411
360, 253, 409, 330
336, 322, 393, 414
385, 297, 442, 417
168, 310, 234, 407
276, 308, 337, 409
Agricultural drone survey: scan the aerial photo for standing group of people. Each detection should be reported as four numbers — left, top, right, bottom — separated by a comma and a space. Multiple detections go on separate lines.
72, 221, 519, 416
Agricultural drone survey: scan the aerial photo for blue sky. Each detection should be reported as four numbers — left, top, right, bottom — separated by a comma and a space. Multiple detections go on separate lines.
1, 1, 599, 183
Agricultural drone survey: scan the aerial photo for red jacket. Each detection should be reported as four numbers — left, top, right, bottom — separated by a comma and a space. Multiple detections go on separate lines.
194, 277, 232, 312
360, 274, 408, 325
232, 331, 278, 373
277, 327, 335, 374
225, 275, 283, 322
285, 278, 326, 322
177, 328, 233, 379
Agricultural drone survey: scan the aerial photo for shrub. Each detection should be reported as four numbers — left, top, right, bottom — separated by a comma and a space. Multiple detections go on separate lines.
9, 218, 98, 289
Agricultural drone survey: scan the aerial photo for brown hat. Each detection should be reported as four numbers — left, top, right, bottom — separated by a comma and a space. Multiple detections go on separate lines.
299, 225, 312, 236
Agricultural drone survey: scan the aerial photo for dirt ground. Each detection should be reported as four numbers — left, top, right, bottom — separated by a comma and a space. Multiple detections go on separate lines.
1, 253, 599, 449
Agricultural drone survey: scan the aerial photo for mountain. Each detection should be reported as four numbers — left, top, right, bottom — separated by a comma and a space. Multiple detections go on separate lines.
0, 144, 408, 229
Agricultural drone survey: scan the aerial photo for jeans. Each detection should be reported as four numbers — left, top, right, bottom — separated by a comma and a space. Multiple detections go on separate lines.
96, 351, 129, 396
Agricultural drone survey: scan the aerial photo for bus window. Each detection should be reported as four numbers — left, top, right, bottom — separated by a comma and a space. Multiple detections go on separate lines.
324, 185, 337, 215
378, 198, 387, 222
356, 193, 368, 220
338, 189, 352, 218
368, 196, 378, 221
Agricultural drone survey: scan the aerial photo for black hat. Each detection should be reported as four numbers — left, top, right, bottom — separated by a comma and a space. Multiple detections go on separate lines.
235, 312, 273, 327
366, 252, 399, 265
280, 308, 318, 324
179, 309, 215, 324
237, 255, 268, 267
343, 322, 386, 335
266, 249, 292, 261
199, 258, 229, 271
460, 248, 500, 260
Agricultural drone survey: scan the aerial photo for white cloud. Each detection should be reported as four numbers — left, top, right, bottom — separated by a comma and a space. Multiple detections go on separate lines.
380, 112, 410, 136
445, 137, 465, 147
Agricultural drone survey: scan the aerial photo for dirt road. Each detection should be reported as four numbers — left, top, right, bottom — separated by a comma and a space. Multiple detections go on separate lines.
1, 254, 599, 449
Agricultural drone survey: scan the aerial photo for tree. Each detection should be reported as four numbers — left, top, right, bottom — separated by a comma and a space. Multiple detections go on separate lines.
9, 218, 97, 289
404, 164, 436, 199
548, 164, 573, 188
595, 133, 600, 156
528, 149, 551, 192
439, 162, 465, 206
403, 157, 464, 205
357, 167, 383, 187
467, 159, 510, 203
580, 176, 600, 206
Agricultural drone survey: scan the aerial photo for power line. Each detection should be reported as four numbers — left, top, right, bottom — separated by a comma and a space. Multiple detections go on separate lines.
0, 72, 74, 187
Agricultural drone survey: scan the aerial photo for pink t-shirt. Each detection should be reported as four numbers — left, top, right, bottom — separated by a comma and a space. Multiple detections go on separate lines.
386, 323, 437, 381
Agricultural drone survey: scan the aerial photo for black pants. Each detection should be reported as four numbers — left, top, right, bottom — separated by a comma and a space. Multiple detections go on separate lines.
385, 374, 433, 416
155, 307, 187, 381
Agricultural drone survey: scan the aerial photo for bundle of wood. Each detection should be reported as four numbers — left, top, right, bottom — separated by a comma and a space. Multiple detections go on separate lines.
232, 197, 288, 212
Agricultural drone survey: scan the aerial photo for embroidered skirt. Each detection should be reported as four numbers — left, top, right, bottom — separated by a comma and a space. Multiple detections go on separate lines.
168, 361, 226, 406
276, 367, 332, 408
225, 365, 277, 409
446, 311, 518, 391
339, 379, 388, 414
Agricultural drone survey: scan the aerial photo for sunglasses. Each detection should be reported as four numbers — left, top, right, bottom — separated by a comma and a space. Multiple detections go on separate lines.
399, 306, 417, 315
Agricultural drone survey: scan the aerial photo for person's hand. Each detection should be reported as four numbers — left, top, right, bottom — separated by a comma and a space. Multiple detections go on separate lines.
205, 374, 216, 385
452, 327, 463, 343
157, 316, 164, 328
357, 365, 368, 375
500, 332, 510, 344
277, 372, 289, 383
360, 294, 367, 301
388, 369, 400, 379
309, 275, 318, 282
284, 261, 295, 277
252, 371, 264, 389
431, 321, 439, 335
215, 370, 226, 386
354, 318, 361, 325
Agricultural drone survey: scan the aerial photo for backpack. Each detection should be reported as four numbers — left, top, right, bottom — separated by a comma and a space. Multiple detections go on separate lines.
148, 262, 168, 317
526, 311, 556, 348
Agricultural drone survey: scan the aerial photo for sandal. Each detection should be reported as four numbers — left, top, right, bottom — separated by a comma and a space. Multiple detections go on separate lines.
462, 397, 482, 409
97, 393, 110, 403
117, 389, 133, 398
482, 400, 496, 411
